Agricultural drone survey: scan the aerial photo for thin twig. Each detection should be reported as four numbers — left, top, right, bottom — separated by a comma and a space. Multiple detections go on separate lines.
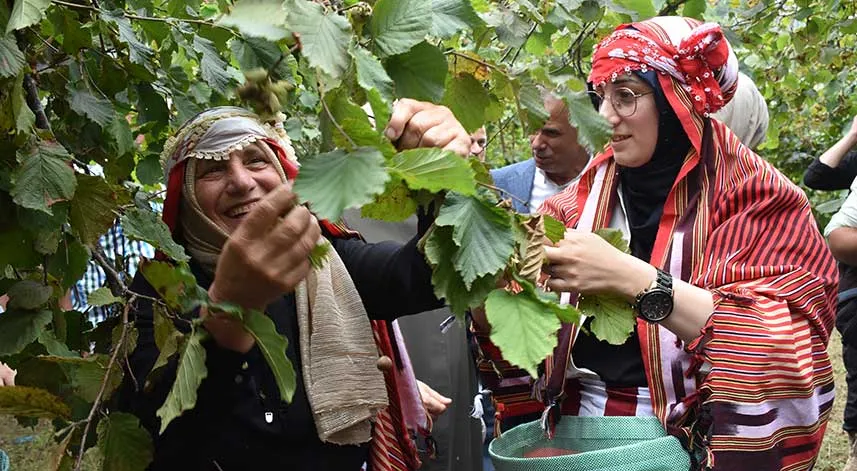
91, 243, 126, 297
727, 1, 784, 29
78, 53, 110, 99
498, 121, 507, 158
23, 73, 51, 131
34, 31, 127, 74
126, 289, 162, 304
127, 11, 227, 28
337, 2, 362, 12
477, 181, 529, 207
73, 296, 136, 471
473, 27, 493, 53
573, 24, 594, 78
87, 0, 107, 51
569, 22, 591, 77
15, 30, 53, 132
508, 23, 537, 67
51, 0, 233, 30
320, 90, 358, 149
35, 54, 71, 73
499, 46, 514, 63
28, 29, 60, 53
50, 0, 101, 11
123, 342, 138, 392
444, 50, 507, 74
145, 188, 167, 201
567, 20, 598, 78
488, 114, 515, 148
266, 40, 301, 80
54, 420, 84, 440
657, 0, 688, 16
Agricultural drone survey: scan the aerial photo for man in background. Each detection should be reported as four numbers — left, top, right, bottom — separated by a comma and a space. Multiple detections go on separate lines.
335, 122, 490, 471
490, 94, 590, 214
470, 127, 487, 161
341, 209, 483, 471
480, 94, 589, 471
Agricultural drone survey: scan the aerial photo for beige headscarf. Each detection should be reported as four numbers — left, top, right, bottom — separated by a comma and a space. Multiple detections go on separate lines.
161, 107, 388, 445
712, 72, 770, 149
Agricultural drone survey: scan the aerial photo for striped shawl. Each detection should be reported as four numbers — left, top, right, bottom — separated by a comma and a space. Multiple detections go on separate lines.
539, 118, 838, 471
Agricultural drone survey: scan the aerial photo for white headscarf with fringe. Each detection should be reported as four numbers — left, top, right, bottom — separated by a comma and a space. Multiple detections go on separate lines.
161, 107, 389, 445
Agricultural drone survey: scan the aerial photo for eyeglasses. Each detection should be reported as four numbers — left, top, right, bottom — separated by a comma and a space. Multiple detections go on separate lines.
588, 87, 654, 118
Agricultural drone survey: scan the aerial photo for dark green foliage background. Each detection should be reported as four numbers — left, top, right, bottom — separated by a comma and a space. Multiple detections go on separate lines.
0, 0, 854, 468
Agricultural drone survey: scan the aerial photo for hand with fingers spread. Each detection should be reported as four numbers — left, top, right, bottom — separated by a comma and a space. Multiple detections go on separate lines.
542, 230, 654, 300
417, 380, 452, 419
210, 185, 321, 310
384, 98, 471, 157
205, 185, 322, 352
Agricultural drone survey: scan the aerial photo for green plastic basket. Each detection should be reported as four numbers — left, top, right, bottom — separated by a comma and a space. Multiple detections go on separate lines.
489, 416, 691, 471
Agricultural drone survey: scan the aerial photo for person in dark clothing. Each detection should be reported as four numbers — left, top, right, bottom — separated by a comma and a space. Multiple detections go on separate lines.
803, 115, 857, 191
814, 115, 857, 471
342, 210, 484, 471
119, 102, 472, 471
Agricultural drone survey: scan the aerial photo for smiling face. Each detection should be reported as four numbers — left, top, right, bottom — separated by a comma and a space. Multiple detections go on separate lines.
193, 141, 284, 234
597, 75, 659, 168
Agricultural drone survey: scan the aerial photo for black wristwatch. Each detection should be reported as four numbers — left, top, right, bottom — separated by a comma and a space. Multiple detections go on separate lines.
633, 269, 674, 323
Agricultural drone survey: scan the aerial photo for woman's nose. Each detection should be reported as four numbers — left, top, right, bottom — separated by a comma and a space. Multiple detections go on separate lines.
599, 99, 621, 126
226, 164, 255, 193
470, 141, 482, 155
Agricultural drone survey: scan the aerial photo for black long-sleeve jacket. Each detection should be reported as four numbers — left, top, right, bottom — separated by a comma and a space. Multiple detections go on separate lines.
119, 229, 440, 471
802, 151, 857, 191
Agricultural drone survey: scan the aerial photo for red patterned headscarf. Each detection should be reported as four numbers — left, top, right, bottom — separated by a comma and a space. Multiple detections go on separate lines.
588, 17, 739, 153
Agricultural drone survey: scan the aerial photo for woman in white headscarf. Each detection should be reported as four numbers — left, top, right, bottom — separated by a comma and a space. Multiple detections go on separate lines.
120, 101, 471, 471
711, 71, 769, 149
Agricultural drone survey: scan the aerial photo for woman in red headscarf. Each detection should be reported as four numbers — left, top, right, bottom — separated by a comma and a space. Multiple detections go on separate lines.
537, 17, 837, 470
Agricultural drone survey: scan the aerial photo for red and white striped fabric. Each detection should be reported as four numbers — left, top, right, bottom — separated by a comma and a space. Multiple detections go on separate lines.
483, 16, 837, 471
561, 378, 655, 417
541, 118, 837, 471
368, 320, 423, 471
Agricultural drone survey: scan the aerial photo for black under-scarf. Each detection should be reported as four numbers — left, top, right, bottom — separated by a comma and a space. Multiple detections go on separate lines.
618, 70, 691, 262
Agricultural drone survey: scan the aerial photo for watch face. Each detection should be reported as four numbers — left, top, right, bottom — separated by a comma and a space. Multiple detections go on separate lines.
640, 291, 674, 322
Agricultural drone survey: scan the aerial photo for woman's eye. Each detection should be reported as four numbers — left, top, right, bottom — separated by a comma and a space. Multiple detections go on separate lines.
197, 166, 224, 179
617, 89, 636, 102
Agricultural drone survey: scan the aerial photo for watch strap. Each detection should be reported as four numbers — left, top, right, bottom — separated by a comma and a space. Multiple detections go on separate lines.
655, 268, 672, 293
